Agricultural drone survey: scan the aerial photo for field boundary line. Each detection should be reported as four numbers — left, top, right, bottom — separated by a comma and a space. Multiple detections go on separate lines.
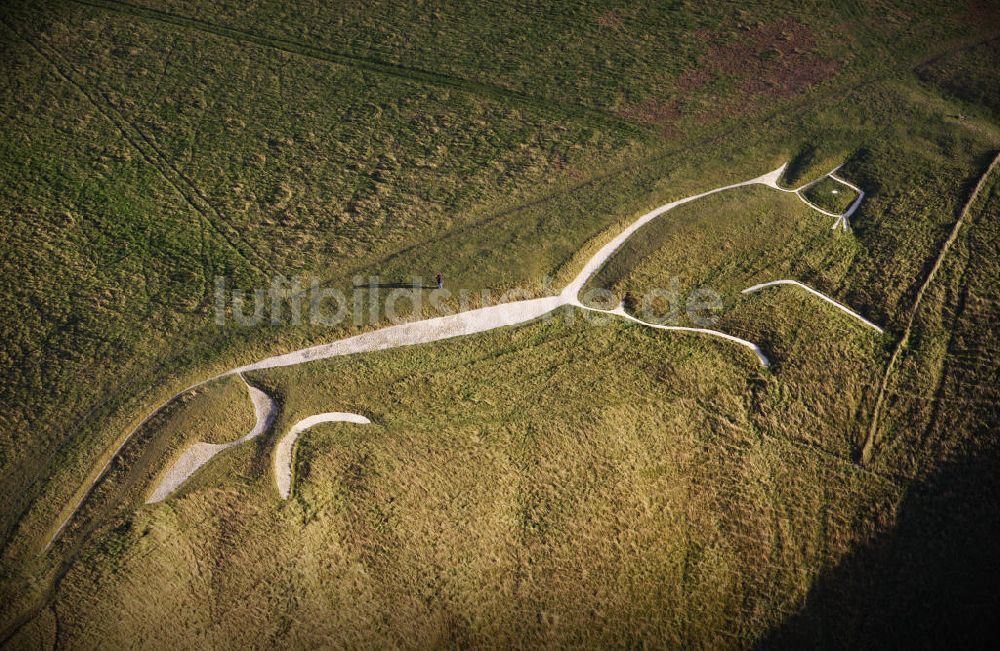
859, 151, 999, 466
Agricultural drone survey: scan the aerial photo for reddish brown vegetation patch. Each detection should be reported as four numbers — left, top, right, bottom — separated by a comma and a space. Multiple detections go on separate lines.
704, 18, 837, 94
616, 98, 681, 124
965, 0, 1000, 26
597, 9, 625, 29
676, 67, 714, 92
736, 59, 840, 98
619, 19, 839, 130
685, 19, 840, 123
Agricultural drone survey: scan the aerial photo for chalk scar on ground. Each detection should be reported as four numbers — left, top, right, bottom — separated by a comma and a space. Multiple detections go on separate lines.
50, 161, 872, 544
145, 376, 276, 503
273, 413, 371, 499
153, 164, 785, 503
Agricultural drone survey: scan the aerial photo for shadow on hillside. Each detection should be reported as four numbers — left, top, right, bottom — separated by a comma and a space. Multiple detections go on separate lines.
351, 281, 438, 289
758, 446, 1000, 649
782, 143, 817, 186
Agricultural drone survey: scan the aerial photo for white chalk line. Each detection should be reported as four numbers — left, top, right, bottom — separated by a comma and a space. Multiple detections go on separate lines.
742, 279, 884, 333
50, 161, 868, 544
782, 164, 865, 232
273, 413, 371, 499
578, 304, 770, 367
145, 375, 277, 503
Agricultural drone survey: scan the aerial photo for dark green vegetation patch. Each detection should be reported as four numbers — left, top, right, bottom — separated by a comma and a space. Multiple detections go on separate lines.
801, 176, 859, 214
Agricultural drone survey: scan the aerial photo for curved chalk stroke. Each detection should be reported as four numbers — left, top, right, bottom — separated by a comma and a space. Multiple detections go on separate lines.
273, 413, 372, 499
778, 163, 866, 231
579, 304, 770, 367
146, 376, 277, 503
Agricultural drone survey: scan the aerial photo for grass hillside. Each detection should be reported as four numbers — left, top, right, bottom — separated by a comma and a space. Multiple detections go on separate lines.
580, 186, 836, 315
765, 163, 1000, 648
22, 310, 902, 648
112, 0, 979, 118
0, 0, 998, 647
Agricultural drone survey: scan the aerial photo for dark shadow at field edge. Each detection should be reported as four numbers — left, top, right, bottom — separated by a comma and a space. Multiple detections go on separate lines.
758, 445, 1000, 649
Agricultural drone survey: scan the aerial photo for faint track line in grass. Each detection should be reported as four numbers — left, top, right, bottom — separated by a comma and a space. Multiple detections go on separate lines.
913, 278, 972, 459
0, 17, 271, 279
0, 482, 234, 647
770, 429, 909, 485
689, 397, 909, 486
70, 0, 647, 137
0, 19, 195, 565
859, 151, 999, 467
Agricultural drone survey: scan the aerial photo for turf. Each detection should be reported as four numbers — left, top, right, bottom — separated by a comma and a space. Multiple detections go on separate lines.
580, 186, 838, 318
35, 310, 901, 648
0, 0, 998, 646
800, 176, 859, 214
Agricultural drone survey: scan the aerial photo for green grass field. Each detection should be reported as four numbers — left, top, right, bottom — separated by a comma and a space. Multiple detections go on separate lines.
1, 0, 998, 647
800, 176, 859, 213
23, 310, 901, 648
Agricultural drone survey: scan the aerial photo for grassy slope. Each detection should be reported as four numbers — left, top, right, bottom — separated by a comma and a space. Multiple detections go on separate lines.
580, 186, 838, 314
873, 169, 1000, 478
0, 19, 242, 562
916, 37, 1000, 121
0, 0, 639, 577
118, 0, 966, 115
36, 310, 902, 648
19, 63, 1000, 648
0, 0, 998, 645
591, 87, 999, 334
763, 163, 1000, 649
800, 176, 858, 214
